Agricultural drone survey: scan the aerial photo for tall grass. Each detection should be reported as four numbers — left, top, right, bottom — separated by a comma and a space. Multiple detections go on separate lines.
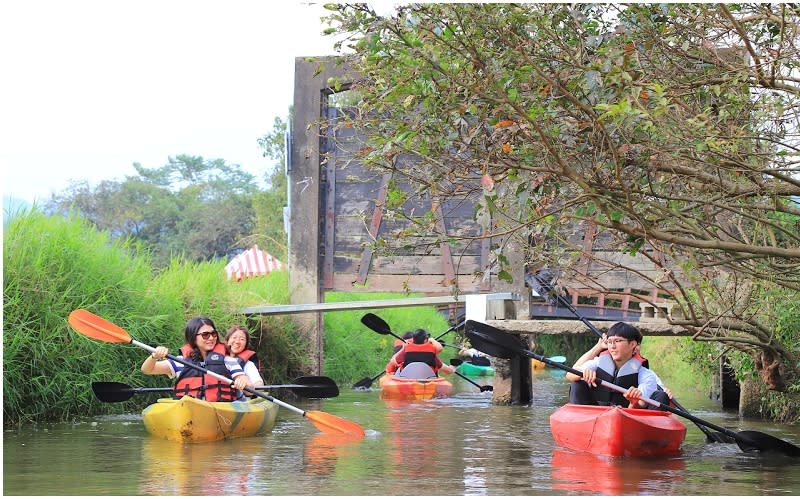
3, 209, 174, 423
321, 292, 451, 383
3, 209, 304, 424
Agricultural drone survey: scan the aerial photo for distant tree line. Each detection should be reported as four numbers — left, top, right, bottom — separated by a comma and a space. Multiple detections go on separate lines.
46, 117, 289, 269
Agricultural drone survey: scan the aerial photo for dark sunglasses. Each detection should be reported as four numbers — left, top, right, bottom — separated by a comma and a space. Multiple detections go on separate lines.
196, 331, 218, 340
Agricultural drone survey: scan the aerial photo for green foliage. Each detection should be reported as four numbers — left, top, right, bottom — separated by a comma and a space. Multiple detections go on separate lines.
324, 3, 800, 392
3, 208, 172, 423
320, 292, 451, 383
3, 209, 304, 424
254, 115, 290, 260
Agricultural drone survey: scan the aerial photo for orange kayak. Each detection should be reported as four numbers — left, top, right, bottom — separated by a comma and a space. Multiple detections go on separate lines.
379, 362, 453, 401
549, 404, 686, 457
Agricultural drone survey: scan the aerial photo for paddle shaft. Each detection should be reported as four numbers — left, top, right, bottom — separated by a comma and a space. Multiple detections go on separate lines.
533, 275, 604, 336
451, 370, 492, 391
106, 383, 332, 394
132, 339, 307, 417
435, 321, 464, 341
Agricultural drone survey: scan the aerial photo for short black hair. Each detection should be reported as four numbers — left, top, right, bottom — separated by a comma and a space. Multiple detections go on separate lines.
412, 328, 429, 344
606, 322, 642, 343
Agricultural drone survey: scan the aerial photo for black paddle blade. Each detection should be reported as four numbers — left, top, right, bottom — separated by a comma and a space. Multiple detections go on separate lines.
352, 371, 384, 390
706, 432, 739, 444
292, 376, 340, 398
736, 430, 800, 457
449, 358, 463, 366
352, 377, 375, 389
465, 321, 517, 359
361, 313, 393, 335
91, 381, 136, 403
524, 269, 562, 306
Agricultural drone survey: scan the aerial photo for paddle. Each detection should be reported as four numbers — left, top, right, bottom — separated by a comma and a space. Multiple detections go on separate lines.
92, 376, 340, 403
360, 313, 492, 392
352, 319, 466, 389
448, 359, 493, 392
68, 309, 365, 437
465, 319, 800, 457
527, 269, 735, 444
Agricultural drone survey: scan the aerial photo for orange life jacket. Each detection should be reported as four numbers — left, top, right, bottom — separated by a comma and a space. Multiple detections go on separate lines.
174, 343, 238, 402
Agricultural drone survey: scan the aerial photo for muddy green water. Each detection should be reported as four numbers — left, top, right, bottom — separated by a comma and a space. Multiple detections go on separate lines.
4, 371, 800, 496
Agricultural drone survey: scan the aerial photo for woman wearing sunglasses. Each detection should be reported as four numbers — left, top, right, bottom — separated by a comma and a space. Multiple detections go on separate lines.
141, 316, 253, 401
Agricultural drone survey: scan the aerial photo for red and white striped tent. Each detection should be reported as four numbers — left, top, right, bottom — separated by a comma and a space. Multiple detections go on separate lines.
225, 245, 283, 281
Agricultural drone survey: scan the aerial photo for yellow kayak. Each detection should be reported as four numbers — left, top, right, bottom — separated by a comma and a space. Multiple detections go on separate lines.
142, 396, 279, 443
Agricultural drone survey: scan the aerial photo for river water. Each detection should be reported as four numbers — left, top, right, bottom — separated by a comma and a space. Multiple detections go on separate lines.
4, 370, 800, 496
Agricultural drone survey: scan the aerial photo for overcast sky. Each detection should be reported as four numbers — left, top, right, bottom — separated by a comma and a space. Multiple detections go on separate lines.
1, 1, 341, 205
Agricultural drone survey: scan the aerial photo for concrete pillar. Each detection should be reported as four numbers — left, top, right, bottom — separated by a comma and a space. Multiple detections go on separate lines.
289, 57, 351, 374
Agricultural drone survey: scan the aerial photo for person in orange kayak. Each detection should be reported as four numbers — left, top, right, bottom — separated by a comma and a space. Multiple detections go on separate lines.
392, 329, 445, 354
225, 324, 265, 388
392, 331, 415, 354
141, 316, 254, 401
565, 322, 670, 409
386, 328, 454, 376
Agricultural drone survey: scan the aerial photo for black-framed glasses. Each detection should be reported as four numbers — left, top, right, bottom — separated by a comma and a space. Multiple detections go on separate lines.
196, 331, 218, 340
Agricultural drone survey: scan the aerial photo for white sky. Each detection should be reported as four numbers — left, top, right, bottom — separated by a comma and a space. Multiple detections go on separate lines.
1, 1, 341, 205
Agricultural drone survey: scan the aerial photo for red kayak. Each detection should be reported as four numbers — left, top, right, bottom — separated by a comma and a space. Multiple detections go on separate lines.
550, 404, 687, 457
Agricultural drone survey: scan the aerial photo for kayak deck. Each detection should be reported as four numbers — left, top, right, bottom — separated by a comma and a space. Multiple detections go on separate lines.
379, 362, 453, 401
550, 404, 686, 457
142, 396, 279, 443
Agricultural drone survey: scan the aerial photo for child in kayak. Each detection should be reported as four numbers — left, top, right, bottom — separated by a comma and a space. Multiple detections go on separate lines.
225, 325, 265, 388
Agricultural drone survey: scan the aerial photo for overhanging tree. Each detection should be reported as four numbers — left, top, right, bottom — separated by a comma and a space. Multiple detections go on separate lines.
323, 3, 800, 397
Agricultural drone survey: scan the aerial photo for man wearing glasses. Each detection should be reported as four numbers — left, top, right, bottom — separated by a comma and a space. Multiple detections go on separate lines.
565, 322, 670, 409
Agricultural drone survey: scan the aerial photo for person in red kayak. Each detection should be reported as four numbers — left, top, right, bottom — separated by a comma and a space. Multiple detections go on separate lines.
565, 322, 670, 409
386, 328, 454, 376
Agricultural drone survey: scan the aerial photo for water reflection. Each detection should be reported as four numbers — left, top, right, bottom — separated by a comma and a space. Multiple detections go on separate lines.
303, 432, 363, 476
550, 448, 686, 495
4, 373, 800, 496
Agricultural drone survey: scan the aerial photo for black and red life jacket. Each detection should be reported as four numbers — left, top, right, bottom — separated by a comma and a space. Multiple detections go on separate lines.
398, 341, 439, 371
174, 343, 238, 402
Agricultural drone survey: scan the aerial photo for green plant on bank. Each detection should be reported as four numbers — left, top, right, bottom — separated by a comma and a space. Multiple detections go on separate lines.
321, 292, 451, 383
3, 208, 303, 425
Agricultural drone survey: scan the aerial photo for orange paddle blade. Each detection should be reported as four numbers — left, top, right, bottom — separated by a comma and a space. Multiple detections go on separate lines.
306, 410, 366, 437
68, 309, 132, 344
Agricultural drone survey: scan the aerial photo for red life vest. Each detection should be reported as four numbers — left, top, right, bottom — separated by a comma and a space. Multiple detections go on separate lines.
174, 343, 238, 402
235, 349, 260, 370
396, 341, 441, 372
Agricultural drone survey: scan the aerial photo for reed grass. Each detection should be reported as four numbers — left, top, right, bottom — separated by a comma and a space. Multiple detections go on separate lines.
3, 209, 303, 424
321, 292, 451, 383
